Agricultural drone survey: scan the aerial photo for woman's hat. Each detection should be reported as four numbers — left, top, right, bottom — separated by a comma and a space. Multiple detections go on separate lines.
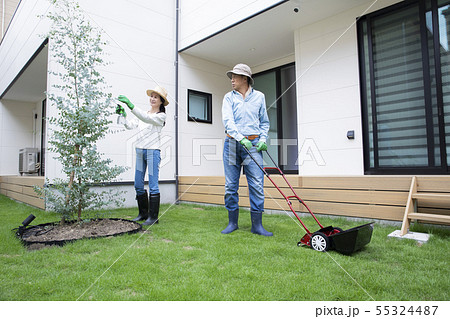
146, 86, 169, 106
226, 63, 254, 85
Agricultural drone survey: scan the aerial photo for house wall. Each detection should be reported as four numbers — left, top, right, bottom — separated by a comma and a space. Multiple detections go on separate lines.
46, 0, 178, 205
52, 0, 178, 184
0, 0, 50, 177
177, 53, 297, 177
0, 0, 21, 41
0, 99, 36, 174
177, 0, 407, 177
0, 0, 178, 206
178, 0, 284, 50
294, 0, 402, 175
178, 53, 229, 176
0, 0, 50, 97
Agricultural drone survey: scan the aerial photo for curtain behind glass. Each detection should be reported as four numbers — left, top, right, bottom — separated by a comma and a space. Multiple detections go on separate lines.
280, 65, 299, 171
438, 0, 450, 166
372, 5, 429, 167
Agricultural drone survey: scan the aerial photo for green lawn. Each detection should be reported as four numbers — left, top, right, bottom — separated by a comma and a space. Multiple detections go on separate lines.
0, 194, 448, 301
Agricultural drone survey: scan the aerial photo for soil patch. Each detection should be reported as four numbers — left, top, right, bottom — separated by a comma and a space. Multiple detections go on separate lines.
17, 218, 142, 250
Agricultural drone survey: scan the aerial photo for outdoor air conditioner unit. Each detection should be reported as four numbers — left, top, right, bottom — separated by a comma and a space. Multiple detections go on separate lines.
19, 148, 39, 175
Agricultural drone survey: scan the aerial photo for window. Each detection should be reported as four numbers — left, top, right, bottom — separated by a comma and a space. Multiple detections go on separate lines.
187, 89, 212, 124
358, 0, 450, 174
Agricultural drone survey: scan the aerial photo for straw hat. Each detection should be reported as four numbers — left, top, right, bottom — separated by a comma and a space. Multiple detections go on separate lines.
226, 63, 254, 85
146, 86, 169, 106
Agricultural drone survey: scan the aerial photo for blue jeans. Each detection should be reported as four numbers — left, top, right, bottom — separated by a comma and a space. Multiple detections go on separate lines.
134, 148, 161, 196
223, 137, 264, 213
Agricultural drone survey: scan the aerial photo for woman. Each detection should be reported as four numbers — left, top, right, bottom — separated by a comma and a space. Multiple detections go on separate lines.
116, 86, 168, 226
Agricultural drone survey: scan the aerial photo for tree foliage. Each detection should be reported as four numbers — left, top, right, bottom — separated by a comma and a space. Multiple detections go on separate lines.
35, 0, 127, 222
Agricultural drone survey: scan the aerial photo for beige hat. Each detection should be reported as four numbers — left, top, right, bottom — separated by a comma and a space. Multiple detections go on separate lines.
226, 63, 254, 85
146, 86, 169, 106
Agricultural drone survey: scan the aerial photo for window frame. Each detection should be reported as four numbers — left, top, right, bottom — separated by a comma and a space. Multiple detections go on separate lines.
187, 89, 212, 124
357, 0, 449, 175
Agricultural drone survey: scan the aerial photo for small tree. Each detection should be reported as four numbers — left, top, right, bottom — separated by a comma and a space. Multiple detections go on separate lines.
35, 0, 127, 223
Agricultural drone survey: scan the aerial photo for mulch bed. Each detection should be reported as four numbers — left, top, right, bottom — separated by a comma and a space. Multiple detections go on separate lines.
15, 218, 142, 250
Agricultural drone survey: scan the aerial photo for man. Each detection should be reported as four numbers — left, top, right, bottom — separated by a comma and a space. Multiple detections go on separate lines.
221, 63, 272, 236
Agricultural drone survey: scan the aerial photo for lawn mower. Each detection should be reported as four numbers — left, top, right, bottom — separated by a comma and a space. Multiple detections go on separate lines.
244, 147, 374, 254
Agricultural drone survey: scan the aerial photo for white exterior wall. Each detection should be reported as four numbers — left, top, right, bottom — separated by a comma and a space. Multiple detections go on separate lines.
0, 99, 36, 174
177, 0, 287, 177
179, 0, 283, 50
177, 53, 297, 177
0, 0, 177, 205
53, 0, 176, 205
177, 0, 407, 177
0, 0, 50, 97
294, 0, 402, 175
44, 0, 177, 186
0, 0, 48, 176
178, 53, 229, 176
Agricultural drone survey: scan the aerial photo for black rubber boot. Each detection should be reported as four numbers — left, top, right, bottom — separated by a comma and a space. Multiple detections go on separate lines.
250, 212, 273, 236
221, 210, 239, 234
133, 191, 148, 222
143, 193, 160, 226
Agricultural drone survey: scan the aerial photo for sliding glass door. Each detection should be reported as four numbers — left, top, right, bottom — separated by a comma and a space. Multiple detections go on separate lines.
253, 64, 298, 173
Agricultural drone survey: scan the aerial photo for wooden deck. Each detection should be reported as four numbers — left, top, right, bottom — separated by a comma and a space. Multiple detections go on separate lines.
179, 175, 450, 223
0, 176, 45, 209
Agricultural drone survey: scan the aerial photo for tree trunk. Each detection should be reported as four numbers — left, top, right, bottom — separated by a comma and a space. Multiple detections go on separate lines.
64, 144, 80, 223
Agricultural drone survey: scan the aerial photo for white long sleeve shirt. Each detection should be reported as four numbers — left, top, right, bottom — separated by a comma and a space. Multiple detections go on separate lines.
123, 107, 166, 150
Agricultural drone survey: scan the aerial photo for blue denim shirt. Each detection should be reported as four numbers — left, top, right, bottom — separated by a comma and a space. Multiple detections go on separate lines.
222, 88, 270, 143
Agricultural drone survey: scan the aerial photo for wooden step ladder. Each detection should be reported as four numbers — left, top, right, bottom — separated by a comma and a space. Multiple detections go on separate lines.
400, 176, 450, 235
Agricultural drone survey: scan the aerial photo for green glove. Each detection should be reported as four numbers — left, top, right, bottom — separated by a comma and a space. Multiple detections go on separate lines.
240, 138, 252, 150
118, 95, 134, 110
256, 141, 267, 152
115, 104, 126, 117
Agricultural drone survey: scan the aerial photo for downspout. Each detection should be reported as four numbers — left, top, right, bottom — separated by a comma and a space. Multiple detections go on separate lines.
175, 0, 179, 203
